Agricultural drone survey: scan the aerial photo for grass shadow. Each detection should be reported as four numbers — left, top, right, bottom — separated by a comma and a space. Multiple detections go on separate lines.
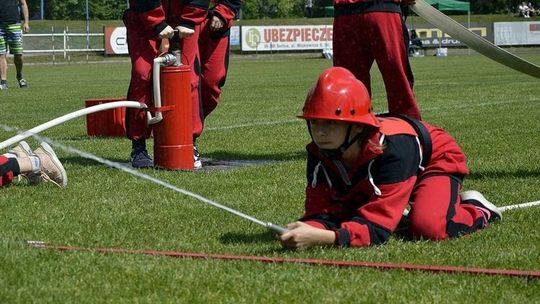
219, 231, 277, 245
204, 149, 306, 162
60, 149, 306, 169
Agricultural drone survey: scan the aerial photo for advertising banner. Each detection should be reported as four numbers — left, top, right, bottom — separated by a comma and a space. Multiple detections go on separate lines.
105, 26, 240, 54
494, 22, 540, 45
104, 26, 128, 55
241, 25, 333, 52
409, 22, 493, 47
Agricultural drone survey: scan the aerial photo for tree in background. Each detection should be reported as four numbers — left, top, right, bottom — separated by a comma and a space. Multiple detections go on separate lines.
471, 0, 511, 14
242, 0, 304, 19
313, 0, 332, 17
89, 0, 125, 20
25, 0, 126, 20
21, 0, 531, 20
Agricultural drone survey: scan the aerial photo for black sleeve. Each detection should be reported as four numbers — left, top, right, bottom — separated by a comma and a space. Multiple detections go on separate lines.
132, 0, 161, 13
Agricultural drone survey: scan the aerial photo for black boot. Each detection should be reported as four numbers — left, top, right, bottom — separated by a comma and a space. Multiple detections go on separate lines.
130, 139, 153, 168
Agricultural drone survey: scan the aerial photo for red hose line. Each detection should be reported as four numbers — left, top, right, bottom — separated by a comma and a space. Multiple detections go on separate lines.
30, 243, 540, 279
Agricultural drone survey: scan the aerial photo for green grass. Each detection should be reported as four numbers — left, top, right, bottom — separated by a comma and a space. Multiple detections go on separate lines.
1, 53, 540, 302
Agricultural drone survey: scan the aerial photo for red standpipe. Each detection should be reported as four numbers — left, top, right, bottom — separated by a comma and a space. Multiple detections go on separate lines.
153, 64, 194, 170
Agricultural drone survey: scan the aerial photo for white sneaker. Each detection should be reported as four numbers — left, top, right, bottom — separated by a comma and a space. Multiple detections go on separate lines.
194, 145, 202, 170
33, 142, 68, 187
460, 190, 502, 222
9, 141, 42, 185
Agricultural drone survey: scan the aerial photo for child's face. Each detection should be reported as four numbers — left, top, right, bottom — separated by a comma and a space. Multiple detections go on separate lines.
309, 120, 351, 149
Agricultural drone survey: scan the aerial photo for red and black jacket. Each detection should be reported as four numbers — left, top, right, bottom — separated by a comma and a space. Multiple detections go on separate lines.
211, 0, 242, 29
125, 0, 210, 36
301, 116, 468, 247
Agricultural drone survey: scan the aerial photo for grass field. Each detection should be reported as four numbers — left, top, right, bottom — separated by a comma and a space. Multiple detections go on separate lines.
1, 52, 540, 302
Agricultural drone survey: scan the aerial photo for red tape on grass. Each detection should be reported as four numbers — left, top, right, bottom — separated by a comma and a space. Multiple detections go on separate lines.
29, 243, 540, 279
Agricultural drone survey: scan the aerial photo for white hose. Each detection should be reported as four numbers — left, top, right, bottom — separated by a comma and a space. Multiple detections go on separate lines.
147, 53, 179, 125
411, 0, 540, 78
499, 200, 540, 212
0, 101, 146, 150
402, 199, 540, 217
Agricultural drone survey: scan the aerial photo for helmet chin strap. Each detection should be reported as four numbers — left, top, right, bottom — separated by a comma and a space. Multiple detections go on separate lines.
308, 123, 361, 160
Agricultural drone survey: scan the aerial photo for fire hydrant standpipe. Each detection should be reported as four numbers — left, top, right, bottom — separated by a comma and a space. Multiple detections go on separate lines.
0, 101, 147, 150
151, 50, 195, 170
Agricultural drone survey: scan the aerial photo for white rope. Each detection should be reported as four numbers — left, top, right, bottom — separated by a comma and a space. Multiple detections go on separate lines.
499, 200, 540, 212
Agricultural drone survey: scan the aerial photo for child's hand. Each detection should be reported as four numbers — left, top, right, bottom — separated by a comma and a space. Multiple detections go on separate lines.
159, 25, 175, 39
175, 26, 195, 38
209, 16, 224, 31
278, 222, 335, 249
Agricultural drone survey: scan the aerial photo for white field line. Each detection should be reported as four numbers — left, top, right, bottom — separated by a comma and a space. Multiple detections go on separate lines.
0, 124, 280, 230
205, 97, 539, 132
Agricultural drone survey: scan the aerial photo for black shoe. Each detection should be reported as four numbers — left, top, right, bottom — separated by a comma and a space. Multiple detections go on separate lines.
18, 78, 28, 88
130, 149, 154, 168
461, 190, 502, 222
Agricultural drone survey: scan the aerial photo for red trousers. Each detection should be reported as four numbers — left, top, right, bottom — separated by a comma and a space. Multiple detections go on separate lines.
124, 11, 160, 141
408, 175, 486, 240
0, 156, 18, 187
199, 20, 231, 121
182, 18, 231, 139
124, 16, 230, 141
333, 12, 421, 120
123, 6, 207, 141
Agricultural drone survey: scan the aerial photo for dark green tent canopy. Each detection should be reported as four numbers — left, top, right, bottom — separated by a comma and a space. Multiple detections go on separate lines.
323, 0, 469, 17
424, 0, 469, 13
324, 0, 469, 16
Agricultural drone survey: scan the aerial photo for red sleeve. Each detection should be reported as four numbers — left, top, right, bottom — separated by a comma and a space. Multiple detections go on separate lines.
0, 156, 16, 187
338, 178, 416, 247
213, 0, 241, 28
301, 184, 344, 230
179, 0, 211, 29
130, 0, 167, 33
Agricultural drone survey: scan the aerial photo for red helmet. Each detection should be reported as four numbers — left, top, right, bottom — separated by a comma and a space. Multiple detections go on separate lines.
298, 67, 379, 128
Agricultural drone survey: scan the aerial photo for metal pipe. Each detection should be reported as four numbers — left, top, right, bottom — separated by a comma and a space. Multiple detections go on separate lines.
0, 101, 146, 150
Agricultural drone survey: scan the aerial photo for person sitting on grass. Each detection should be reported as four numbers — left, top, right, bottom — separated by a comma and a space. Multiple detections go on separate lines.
1, 141, 67, 188
278, 67, 501, 249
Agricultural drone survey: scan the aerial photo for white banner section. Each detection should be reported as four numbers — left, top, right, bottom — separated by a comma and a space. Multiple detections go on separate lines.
494, 22, 540, 46
230, 26, 240, 46
241, 25, 333, 52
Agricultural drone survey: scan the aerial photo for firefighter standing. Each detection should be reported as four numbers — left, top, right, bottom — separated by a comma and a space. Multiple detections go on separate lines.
123, 0, 206, 168
332, 0, 421, 119
193, 0, 242, 168
123, 0, 240, 169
